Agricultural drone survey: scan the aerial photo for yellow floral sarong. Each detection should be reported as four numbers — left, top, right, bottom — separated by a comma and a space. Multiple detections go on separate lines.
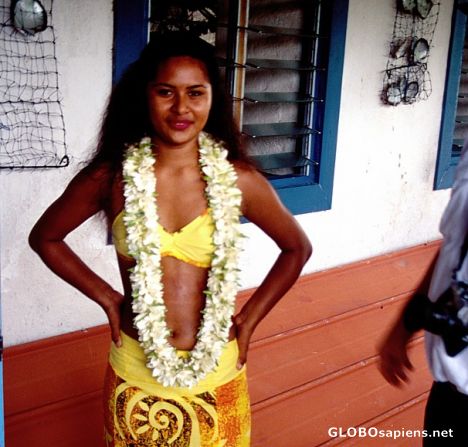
103, 332, 251, 446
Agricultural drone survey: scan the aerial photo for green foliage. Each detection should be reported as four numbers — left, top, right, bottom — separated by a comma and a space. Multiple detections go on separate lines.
150, 0, 218, 36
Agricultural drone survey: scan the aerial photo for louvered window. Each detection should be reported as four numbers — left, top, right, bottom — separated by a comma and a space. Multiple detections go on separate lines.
221, 1, 325, 184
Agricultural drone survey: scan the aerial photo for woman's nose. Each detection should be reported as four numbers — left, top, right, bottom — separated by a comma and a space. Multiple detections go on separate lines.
171, 93, 189, 114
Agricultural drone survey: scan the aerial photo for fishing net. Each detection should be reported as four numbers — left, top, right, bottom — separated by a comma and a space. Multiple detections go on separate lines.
0, 0, 68, 169
382, 1, 440, 106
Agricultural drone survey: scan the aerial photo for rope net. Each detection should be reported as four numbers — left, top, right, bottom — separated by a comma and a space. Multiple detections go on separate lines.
0, 0, 67, 168
382, 1, 440, 106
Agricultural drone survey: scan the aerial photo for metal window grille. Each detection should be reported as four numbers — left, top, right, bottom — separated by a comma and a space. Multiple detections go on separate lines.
224, 0, 330, 181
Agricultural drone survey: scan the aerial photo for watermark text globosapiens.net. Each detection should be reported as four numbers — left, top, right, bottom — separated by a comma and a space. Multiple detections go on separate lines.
328, 426, 454, 440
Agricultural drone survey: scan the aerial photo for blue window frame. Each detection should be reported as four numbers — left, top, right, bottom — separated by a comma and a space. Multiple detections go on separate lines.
113, 0, 348, 214
435, 0, 468, 189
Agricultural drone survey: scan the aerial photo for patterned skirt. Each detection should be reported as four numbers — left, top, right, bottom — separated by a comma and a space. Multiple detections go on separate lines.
103, 332, 251, 446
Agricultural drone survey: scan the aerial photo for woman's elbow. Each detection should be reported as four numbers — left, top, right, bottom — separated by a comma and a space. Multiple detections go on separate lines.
28, 223, 51, 254
289, 234, 312, 265
301, 237, 313, 264
28, 226, 42, 253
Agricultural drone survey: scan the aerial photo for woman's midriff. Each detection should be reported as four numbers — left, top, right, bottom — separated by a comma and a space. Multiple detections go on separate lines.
117, 255, 236, 350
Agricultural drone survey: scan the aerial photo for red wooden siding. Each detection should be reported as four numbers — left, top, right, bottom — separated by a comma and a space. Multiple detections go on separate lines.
4, 241, 439, 447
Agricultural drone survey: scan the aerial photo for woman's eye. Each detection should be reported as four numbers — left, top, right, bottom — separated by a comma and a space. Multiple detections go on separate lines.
189, 90, 203, 97
157, 89, 172, 97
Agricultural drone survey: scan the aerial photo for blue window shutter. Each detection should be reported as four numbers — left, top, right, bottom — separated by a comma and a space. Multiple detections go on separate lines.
435, 2, 467, 189
113, 0, 149, 84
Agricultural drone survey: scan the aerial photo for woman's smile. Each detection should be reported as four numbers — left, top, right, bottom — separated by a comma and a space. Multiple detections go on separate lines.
168, 119, 194, 131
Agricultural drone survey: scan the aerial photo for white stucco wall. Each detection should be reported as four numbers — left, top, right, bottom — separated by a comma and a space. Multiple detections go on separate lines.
0, 0, 456, 346
1, 0, 116, 346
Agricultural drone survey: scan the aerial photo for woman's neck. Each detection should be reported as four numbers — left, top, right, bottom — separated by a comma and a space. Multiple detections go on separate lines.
152, 139, 199, 169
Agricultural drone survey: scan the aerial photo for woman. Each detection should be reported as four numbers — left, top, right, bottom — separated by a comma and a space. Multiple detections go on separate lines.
29, 33, 312, 446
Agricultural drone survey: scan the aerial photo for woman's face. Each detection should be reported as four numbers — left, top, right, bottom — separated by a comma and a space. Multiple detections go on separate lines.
147, 56, 213, 149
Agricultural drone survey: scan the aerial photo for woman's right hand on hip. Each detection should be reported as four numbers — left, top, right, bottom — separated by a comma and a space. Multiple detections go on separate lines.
101, 289, 125, 347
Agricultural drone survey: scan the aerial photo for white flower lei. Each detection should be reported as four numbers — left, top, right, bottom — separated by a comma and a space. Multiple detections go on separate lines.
122, 131, 243, 388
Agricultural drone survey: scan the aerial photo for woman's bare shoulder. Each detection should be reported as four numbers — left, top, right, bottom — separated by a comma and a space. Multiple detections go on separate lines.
47, 161, 117, 218
29, 161, 119, 242
75, 161, 115, 185
233, 160, 275, 191
232, 159, 258, 184
231, 160, 288, 217
70, 161, 118, 198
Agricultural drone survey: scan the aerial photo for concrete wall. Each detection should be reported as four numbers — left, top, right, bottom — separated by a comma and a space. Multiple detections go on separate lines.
0, 0, 456, 346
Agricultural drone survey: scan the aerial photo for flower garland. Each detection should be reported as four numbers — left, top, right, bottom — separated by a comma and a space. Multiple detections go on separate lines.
122, 132, 243, 388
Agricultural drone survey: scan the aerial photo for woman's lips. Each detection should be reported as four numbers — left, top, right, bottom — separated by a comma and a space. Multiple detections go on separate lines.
168, 120, 193, 130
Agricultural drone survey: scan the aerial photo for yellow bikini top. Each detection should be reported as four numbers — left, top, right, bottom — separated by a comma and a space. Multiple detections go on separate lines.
111, 209, 215, 268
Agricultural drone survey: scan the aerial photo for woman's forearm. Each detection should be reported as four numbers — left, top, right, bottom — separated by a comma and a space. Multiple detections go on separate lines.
236, 240, 312, 330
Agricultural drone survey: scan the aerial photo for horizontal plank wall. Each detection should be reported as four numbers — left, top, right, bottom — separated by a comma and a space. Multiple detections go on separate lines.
4, 242, 439, 447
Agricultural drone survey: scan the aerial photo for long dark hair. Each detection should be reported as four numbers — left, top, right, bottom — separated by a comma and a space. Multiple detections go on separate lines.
90, 32, 245, 170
